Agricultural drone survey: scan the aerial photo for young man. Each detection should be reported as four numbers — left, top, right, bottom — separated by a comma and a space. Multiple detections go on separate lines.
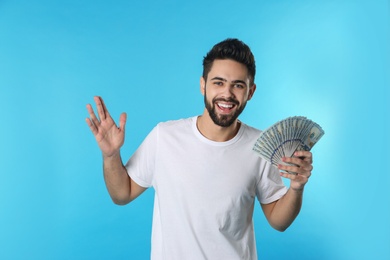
86, 39, 313, 259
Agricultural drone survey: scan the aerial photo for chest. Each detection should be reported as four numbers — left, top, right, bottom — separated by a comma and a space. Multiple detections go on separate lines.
153, 136, 261, 209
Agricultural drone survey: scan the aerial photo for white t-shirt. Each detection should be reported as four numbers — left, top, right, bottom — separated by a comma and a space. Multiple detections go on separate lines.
125, 117, 287, 260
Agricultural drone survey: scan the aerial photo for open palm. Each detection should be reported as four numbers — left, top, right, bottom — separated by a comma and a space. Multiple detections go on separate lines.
86, 96, 127, 157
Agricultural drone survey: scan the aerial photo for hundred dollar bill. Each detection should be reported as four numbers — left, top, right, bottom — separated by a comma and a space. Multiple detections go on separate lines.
253, 116, 325, 172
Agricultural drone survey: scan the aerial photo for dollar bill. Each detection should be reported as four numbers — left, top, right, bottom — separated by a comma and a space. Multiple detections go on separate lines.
253, 116, 324, 174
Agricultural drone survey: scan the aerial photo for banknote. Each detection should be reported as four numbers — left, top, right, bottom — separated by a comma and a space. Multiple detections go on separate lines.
253, 116, 325, 174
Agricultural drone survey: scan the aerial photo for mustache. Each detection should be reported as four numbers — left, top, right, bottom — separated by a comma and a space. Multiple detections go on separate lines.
212, 97, 239, 105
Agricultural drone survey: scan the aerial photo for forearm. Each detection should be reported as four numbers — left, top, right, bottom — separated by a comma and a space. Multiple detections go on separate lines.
103, 152, 131, 205
267, 188, 303, 231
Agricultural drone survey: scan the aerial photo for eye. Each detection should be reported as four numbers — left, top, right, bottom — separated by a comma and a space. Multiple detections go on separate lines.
213, 81, 224, 86
234, 84, 245, 89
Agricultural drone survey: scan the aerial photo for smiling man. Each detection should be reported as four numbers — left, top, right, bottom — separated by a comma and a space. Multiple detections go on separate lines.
86, 38, 314, 260
198, 58, 255, 141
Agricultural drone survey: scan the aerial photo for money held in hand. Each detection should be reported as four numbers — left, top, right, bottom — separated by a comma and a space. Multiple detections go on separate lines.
253, 116, 324, 171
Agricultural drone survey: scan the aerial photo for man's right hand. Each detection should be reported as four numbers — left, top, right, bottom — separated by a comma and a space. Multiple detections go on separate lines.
86, 96, 127, 158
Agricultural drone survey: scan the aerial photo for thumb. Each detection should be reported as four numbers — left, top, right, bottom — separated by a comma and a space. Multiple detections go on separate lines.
119, 112, 127, 132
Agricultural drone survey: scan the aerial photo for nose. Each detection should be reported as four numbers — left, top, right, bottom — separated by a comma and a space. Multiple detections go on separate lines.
220, 84, 235, 98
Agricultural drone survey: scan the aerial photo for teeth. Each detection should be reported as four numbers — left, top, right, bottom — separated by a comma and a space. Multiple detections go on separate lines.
217, 103, 233, 109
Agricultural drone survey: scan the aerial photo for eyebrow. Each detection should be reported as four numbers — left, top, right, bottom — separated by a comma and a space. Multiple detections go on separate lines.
210, 77, 247, 86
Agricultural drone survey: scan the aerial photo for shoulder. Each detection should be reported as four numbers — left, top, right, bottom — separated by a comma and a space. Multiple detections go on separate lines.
155, 117, 195, 134
240, 121, 262, 139
157, 117, 194, 128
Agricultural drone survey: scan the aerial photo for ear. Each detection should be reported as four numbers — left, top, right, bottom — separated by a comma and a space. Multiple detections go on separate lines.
200, 76, 206, 95
247, 84, 256, 101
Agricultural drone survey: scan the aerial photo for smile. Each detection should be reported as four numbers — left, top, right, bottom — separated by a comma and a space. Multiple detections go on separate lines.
216, 102, 236, 112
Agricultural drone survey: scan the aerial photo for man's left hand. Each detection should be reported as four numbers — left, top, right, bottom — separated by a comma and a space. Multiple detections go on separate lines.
278, 151, 313, 191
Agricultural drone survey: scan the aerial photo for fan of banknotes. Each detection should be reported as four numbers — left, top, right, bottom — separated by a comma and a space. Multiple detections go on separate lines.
253, 116, 324, 171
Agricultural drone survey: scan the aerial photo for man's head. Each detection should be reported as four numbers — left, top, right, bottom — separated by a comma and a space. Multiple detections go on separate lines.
200, 39, 256, 127
202, 38, 256, 87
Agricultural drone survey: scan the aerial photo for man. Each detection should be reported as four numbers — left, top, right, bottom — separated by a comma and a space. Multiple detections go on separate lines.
86, 39, 313, 259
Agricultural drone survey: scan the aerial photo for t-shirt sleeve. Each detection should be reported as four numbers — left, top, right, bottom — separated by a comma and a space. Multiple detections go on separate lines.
124, 126, 158, 188
256, 160, 288, 204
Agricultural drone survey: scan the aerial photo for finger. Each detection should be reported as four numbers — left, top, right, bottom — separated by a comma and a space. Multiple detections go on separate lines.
279, 166, 310, 181
290, 162, 312, 177
283, 156, 302, 167
278, 163, 299, 175
85, 117, 98, 135
94, 96, 107, 121
283, 157, 311, 173
86, 103, 100, 127
119, 112, 127, 132
279, 159, 312, 177
97, 96, 113, 121
279, 170, 300, 180
100, 97, 111, 117
294, 151, 313, 163
291, 152, 314, 176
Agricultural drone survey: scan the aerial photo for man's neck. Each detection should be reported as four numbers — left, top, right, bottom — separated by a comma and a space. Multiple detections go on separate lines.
196, 109, 241, 142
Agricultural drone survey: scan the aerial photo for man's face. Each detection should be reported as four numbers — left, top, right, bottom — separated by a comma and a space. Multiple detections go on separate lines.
201, 59, 256, 127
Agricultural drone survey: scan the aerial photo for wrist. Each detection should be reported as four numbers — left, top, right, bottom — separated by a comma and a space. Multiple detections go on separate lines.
290, 187, 304, 193
103, 151, 121, 160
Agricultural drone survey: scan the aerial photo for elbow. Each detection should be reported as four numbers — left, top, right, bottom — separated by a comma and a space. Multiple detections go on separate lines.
111, 195, 132, 206
274, 225, 288, 232
112, 199, 129, 206
270, 222, 291, 232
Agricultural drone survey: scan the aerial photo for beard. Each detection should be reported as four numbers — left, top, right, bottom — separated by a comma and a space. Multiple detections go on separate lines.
204, 92, 247, 127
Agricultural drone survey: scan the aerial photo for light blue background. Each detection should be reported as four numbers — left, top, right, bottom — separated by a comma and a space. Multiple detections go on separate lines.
1, 0, 389, 259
